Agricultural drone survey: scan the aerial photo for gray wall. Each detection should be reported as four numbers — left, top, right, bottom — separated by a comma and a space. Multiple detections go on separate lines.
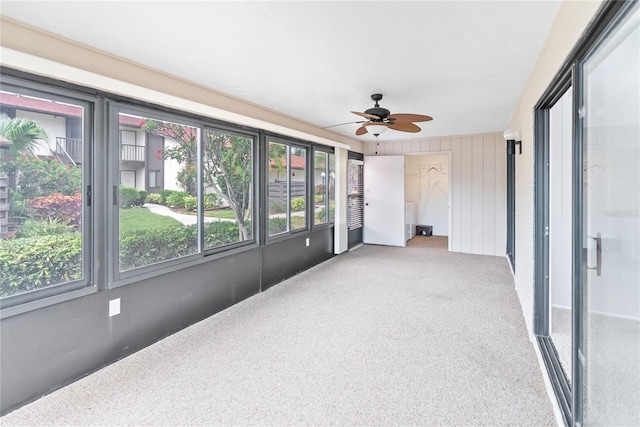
1, 227, 334, 414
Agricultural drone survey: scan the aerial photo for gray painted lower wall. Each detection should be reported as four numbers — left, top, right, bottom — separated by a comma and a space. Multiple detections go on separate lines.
0, 227, 334, 415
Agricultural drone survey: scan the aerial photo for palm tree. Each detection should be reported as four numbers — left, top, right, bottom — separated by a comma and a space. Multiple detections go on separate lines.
0, 117, 49, 157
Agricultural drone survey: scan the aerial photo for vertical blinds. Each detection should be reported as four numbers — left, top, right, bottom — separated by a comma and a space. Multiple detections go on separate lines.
347, 160, 364, 230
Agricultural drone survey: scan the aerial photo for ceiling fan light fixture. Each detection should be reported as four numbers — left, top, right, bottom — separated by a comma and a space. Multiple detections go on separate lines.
366, 124, 388, 135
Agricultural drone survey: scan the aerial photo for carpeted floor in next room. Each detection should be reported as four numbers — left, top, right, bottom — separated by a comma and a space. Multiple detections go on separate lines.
1, 236, 555, 426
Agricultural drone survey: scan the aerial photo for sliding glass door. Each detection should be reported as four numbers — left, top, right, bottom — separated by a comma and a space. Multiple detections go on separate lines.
535, 1, 639, 425
580, 5, 639, 424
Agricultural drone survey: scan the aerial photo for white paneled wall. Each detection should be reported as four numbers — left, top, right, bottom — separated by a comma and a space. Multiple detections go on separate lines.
365, 132, 506, 256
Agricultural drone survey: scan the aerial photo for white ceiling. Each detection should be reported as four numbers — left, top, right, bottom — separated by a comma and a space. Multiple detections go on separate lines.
1, 1, 561, 142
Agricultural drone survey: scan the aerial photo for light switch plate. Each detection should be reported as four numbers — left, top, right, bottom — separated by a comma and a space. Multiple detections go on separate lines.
109, 298, 121, 317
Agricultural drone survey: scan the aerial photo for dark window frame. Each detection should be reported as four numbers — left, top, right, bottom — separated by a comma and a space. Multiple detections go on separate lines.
0, 76, 96, 310
533, 1, 638, 425
265, 134, 311, 242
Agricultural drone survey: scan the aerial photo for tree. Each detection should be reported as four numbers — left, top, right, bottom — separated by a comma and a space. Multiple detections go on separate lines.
0, 117, 48, 157
142, 120, 253, 240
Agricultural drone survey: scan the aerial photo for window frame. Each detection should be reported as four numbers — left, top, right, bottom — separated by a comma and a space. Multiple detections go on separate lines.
532, 1, 638, 425
312, 147, 335, 229
201, 124, 259, 256
265, 134, 311, 242
0, 76, 96, 310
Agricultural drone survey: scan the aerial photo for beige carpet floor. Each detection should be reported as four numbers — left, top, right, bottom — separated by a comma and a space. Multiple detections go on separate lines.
1, 236, 555, 426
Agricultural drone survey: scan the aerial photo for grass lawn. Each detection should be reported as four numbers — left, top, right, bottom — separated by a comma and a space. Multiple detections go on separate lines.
203, 209, 238, 219
291, 215, 305, 229
120, 207, 182, 233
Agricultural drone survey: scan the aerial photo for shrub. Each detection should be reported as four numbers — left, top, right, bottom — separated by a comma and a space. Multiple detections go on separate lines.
269, 217, 287, 234
204, 221, 245, 248
16, 218, 75, 238
270, 200, 285, 214
315, 202, 335, 223
159, 189, 177, 205
119, 222, 243, 270
8, 188, 28, 221
28, 192, 82, 226
15, 156, 82, 198
0, 233, 82, 298
136, 190, 148, 207
204, 193, 221, 209
119, 225, 198, 271
166, 191, 189, 208
119, 186, 146, 208
291, 197, 305, 212
315, 194, 324, 204
145, 193, 162, 204
183, 195, 197, 211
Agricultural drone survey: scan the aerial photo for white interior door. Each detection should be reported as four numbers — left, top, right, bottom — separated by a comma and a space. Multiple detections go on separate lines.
364, 155, 405, 247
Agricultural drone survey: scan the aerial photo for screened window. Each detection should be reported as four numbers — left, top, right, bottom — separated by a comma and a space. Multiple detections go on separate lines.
268, 141, 307, 236
290, 146, 307, 231
117, 111, 199, 272
0, 87, 89, 302
313, 149, 334, 226
202, 129, 254, 251
314, 151, 328, 225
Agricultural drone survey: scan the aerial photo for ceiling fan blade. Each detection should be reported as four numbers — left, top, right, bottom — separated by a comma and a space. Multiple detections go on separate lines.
352, 111, 381, 120
388, 122, 422, 133
387, 113, 433, 123
355, 126, 368, 136
321, 120, 366, 129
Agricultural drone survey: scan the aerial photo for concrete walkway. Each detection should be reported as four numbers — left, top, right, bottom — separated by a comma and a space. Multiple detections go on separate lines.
144, 203, 234, 226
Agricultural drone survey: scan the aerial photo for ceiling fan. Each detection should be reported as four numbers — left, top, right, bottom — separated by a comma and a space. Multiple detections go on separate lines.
325, 93, 433, 136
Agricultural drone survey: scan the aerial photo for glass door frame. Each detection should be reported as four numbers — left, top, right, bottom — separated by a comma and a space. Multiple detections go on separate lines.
533, 1, 638, 425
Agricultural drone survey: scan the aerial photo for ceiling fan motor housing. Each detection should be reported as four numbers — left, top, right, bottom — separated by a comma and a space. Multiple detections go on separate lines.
364, 107, 391, 120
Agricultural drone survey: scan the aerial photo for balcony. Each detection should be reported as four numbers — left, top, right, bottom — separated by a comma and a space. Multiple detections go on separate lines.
55, 137, 82, 165
121, 144, 145, 163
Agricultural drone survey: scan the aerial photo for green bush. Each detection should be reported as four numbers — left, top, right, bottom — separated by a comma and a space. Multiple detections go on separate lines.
119, 221, 243, 270
16, 218, 75, 238
0, 233, 82, 298
119, 185, 145, 208
204, 221, 246, 248
145, 193, 162, 204
204, 193, 221, 209
270, 200, 285, 214
14, 156, 82, 199
119, 225, 198, 271
315, 202, 335, 223
269, 217, 287, 234
166, 191, 189, 208
291, 197, 305, 212
159, 189, 177, 205
136, 190, 147, 207
183, 195, 197, 211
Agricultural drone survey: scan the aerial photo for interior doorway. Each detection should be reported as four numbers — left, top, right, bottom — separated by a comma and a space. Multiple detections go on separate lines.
405, 152, 452, 249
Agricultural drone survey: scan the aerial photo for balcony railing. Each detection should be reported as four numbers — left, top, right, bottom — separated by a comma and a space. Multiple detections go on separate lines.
121, 144, 145, 162
55, 137, 82, 164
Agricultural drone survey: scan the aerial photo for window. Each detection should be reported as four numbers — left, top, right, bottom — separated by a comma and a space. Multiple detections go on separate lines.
148, 170, 160, 188
117, 111, 200, 273
328, 153, 335, 223
0, 86, 90, 304
267, 140, 307, 236
313, 150, 335, 226
202, 129, 254, 251
314, 151, 328, 225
